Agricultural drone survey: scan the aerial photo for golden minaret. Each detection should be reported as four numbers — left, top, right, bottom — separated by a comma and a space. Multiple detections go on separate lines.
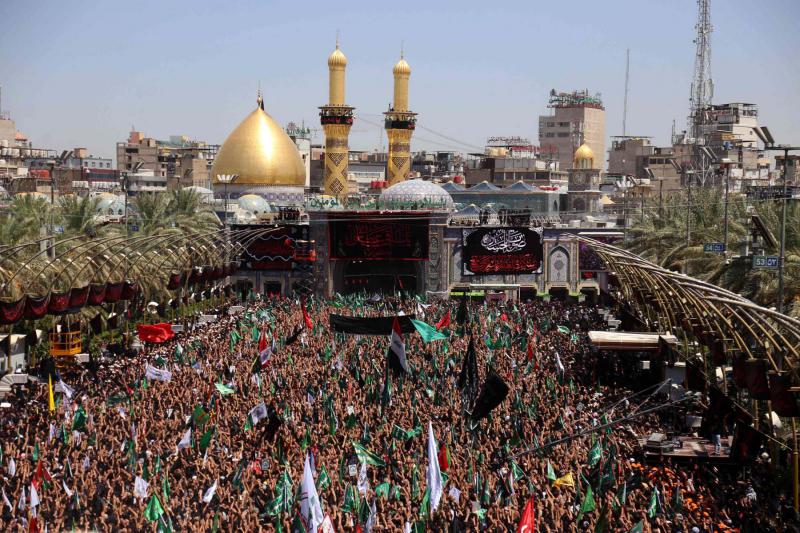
384, 48, 417, 186
319, 37, 354, 202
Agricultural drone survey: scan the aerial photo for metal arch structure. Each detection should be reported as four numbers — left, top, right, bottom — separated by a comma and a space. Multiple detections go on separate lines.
0, 226, 289, 325
577, 236, 800, 377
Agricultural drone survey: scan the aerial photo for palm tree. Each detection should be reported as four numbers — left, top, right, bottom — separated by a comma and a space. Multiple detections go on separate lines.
626, 186, 800, 316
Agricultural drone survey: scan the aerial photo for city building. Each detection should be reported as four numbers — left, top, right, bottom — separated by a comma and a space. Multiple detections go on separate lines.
538, 89, 605, 172
116, 130, 218, 189
607, 137, 681, 193
464, 138, 565, 187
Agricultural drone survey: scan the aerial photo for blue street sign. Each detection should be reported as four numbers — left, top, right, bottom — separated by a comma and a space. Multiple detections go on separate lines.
752, 255, 779, 269
703, 242, 726, 253
54, 226, 64, 234
130, 225, 139, 232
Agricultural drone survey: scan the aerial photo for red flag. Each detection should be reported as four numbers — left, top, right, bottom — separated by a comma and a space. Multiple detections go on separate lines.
517, 496, 535, 532
438, 443, 451, 471
500, 313, 508, 321
526, 339, 534, 362
435, 310, 451, 331
258, 328, 267, 353
302, 301, 313, 330
136, 323, 174, 344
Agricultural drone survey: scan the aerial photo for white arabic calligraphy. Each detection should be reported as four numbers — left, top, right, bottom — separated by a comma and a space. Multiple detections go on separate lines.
480, 229, 527, 253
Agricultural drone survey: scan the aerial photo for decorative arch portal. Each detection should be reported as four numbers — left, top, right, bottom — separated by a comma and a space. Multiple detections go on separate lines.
548, 246, 570, 284
572, 197, 586, 212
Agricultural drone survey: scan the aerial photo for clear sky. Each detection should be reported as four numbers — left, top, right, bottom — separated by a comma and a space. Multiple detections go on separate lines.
1, 0, 798, 161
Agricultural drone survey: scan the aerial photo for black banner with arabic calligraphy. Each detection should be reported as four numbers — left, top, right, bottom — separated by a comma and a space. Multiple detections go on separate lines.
329, 212, 429, 260
462, 227, 542, 275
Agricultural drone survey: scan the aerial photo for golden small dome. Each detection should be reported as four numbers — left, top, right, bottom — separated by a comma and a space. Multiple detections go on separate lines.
328, 46, 347, 68
393, 57, 411, 76
211, 96, 306, 188
574, 143, 594, 168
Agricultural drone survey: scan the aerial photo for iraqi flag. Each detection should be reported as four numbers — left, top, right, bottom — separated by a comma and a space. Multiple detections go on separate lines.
252, 344, 273, 374
257, 328, 268, 354
387, 318, 409, 375
435, 310, 451, 331
526, 338, 534, 362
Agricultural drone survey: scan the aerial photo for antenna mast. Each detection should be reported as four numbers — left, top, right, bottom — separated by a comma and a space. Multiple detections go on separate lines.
688, 0, 713, 141
622, 48, 630, 137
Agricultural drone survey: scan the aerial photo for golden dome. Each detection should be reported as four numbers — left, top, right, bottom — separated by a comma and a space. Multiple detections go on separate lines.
393, 57, 411, 76
328, 46, 347, 68
211, 96, 306, 187
573, 143, 594, 168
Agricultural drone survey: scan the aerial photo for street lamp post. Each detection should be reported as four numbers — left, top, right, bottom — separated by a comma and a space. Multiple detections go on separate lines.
752, 126, 799, 314
721, 158, 732, 257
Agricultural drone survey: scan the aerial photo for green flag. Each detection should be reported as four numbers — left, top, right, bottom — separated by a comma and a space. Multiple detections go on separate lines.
199, 426, 215, 451
410, 320, 448, 343
579, 485, 596, 518
317, 466, 331, 491
291, 513, 307, 533
32, 442, 39, 462
546, 460, 557, 482
162, 473, 170, 504
557, 325, 570, 334
629, 521, 644, 533
647, 487, 659, 518
72, 406, 87, 431
419, 487, 430, 518
352, 441, 385, 467
191, 405, 210, 428
342, 484, 357, 513
411, 466, 420, 501
376, 482, 391, 499
588, 441, 603, 467
144, 494, 164, 522
214, 383, 235, 396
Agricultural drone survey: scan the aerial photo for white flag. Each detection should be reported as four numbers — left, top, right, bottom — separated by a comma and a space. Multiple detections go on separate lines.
448, 486, 461, 503
58, 379, 74, 399
300, 452, 324, 533
134, 476, 149, 499
8, 457, 15, 477
357, 462, 369, 495
248, 403, 268, 426
62, 480, 73, 498
202, 479, 218, 503
365, 499, 377, 533
426, 422, 443, 514
82, 456, 90, 470
177, 428, 192, 450
48, 423, 56, 442
555, 352, 565, 373
29, 484, 39, 508
320, 516, 336, 533
145, 364, 172, 382
1, 487, 11, 510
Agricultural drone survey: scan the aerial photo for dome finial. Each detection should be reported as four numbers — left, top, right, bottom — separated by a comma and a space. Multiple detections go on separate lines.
336, 30, 340, 49
256, 85, 264, 110
400, 40, 404, 59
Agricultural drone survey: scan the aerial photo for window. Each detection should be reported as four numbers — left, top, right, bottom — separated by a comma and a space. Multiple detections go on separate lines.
557, 132, 570, 138
546, 122, 555, 127
91, 161, 96, 167
544, 133, 555, 138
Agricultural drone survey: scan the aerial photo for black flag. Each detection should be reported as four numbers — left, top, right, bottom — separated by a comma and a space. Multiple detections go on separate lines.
456, 298, 469, 325
471, 371, 509, 421
458, 335, 478, 401
285, 325, 302, 346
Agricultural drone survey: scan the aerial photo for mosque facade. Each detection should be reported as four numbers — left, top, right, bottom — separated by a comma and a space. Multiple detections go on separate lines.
210, 46, 617, 302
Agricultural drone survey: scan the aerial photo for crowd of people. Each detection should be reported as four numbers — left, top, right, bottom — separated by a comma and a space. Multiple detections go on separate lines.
0, 294, 794, 531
